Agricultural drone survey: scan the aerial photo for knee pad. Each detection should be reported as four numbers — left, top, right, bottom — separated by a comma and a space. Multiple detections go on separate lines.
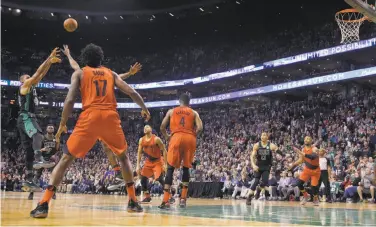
250, 178, 260, 191
140, 176, 148, 191
165, 165, 175, 186
297, 179, 305, 191
182, 167, 190, 183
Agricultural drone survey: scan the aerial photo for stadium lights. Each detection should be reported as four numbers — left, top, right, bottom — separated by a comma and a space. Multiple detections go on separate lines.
8, 8, 12, 11
199, 8, 204, 12
216, 6, 219, 9
169, 13, 174, 17
51, 13, 54, 16
86, 16, 88, 19
120, 16, 123, 19
236, 1, 241, 4
68, 14, 71, 17
15, 9, 21, 13
152, 15, 156, 18
104, 16, 107, 20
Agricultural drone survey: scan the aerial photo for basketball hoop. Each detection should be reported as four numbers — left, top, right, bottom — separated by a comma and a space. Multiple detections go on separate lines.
335, 9, 368, 44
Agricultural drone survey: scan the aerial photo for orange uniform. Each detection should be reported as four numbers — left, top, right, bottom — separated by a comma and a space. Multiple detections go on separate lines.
299, 146, 321, 186
66, 66, 127, 158
140, 134, 164, 179
167, 106, 197, 169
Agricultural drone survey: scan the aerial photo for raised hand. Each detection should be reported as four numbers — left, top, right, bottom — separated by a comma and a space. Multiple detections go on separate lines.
49, 47, 61, 63
129, 62, 142, 75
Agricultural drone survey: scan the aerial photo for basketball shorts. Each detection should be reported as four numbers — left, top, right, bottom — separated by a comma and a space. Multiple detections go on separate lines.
17, 112, 42, 148
167, 133, 196, 169
253, 168, 270, 187
64, 109, 127, 158
299, 167, 321, 187
141, 158, 164, 179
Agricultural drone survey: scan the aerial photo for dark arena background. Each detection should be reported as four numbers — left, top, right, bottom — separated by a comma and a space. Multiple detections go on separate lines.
1, 0, 376, 226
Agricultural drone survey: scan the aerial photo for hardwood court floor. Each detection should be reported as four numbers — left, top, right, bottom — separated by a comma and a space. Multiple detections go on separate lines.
1, 191, 375, 226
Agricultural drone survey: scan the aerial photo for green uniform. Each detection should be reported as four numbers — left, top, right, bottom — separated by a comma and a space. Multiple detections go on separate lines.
17, 85, 42, 146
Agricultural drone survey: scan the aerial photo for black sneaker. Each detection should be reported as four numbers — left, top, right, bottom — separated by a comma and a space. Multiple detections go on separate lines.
127, 200, 143, 213
115, 171, 123, 181
158, 202, 171, 210
52, 193, 56, 200
169, 197, 176, 204
141, 196, 152, 203
22, 180, 42, 192
246, 195, 253, 206
179, 199, 187, 208
30, 202, 49, 218
28, 192, 34, 200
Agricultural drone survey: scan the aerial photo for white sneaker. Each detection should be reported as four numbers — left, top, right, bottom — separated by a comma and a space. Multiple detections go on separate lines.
258, 195, 266, 201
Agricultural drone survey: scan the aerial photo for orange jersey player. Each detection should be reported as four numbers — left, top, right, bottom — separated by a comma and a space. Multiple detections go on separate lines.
30, 43, 150, 218
61, 45, 143, 191
289, 136, 321, 206
136, 125, 168, 203
158, 93, 203, 209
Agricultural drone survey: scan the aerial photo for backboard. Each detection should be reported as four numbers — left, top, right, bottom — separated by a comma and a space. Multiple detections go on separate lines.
345, 0, 376, 22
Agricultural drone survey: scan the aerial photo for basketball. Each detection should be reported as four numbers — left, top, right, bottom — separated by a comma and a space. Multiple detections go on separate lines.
64, 18, 78, 32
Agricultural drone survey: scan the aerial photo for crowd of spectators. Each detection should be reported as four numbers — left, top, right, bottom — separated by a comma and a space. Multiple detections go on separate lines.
1, 85, 376, 204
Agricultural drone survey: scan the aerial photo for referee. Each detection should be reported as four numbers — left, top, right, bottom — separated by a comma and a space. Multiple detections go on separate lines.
318, 148, 332, 203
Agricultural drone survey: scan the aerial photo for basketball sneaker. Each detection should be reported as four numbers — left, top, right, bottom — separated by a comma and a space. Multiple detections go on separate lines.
141, 196, 152, 203
169, 197, 176, 204
107, 181, 125, 191
115, 171, 123, 181
246, 195, 253, 206
158, 202, 171, 210
179, 199, 187, 208
28, 192, 34, 200
33, 156, 54, 169
22, 179, 42, 192
313, 196, 319, 206
300, 192, 309, 205
127, 200, 143, 213
30, 202, 49, 218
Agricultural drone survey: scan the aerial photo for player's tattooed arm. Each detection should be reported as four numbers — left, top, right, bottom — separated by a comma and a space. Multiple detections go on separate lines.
119, 62, 142, 80
136, 138, 143, 176
21, 48, 61, 95
112, 71, 150, 121
160, 109, 172, 141
251, 143, 259, 172
193, 110, 203, 135
62, 45, 80, 71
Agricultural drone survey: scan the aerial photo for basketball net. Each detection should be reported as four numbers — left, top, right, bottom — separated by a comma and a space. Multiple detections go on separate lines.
335, 9, 368, 44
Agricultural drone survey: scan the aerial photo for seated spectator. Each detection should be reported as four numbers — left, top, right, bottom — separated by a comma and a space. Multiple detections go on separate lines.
232, 174, 251, 199
268, 172, 278, 201
222, 175, 234, 198
281, 172, 300, 201
357, 168, 375, 203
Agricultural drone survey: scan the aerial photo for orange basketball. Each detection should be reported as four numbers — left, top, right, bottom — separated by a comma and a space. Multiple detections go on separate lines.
64, 18, 78, 32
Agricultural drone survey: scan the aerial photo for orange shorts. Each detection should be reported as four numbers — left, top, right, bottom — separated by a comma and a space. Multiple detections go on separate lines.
299, 167, 321, 186
141, 158, 164, 179
66, 109, 127, 158
167, 133, 196, 169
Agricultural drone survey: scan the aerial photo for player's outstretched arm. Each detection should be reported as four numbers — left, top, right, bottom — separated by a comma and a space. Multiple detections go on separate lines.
62, 45, 80, 71
193, 110, 203, 135
160, 109, 172, 141
60, 70, 81, 126
112, 71, 150, 120
271, 143, 284, 156
21, 48, 61, 95
119, 62, 142, 80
